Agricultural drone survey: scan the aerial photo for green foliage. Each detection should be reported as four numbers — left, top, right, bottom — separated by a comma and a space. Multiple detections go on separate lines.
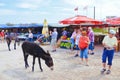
93, 28, 103, 32
60, 42, 71, 49
93, 28, 108, 33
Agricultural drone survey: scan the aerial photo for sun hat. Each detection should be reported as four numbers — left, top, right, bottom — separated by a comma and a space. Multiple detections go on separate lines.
109, 29, 116, 35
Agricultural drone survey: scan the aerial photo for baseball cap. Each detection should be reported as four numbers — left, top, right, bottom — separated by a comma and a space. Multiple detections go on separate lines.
109, 29, 116, 35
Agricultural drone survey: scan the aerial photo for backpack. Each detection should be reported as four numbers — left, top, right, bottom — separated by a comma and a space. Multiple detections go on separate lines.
79, 36, 89, 50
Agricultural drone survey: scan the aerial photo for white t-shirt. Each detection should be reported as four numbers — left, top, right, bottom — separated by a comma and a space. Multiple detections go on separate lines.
28, 33, 33, 38
71, 31, 76, 39
102, 35, 118, 48
75, 34, 81, 45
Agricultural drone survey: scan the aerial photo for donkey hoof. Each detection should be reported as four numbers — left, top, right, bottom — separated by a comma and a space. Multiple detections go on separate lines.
32, 70, 34, 72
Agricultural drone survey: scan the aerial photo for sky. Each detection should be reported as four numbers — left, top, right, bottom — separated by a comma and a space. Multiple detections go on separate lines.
0, 0, 120, 24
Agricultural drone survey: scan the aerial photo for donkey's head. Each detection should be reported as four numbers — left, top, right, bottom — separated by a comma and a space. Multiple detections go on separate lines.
45, 50, 54, 70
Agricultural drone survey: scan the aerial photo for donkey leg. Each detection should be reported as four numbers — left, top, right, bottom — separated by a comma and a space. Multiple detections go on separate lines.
14, 41, 16, 50
22, 49, 29, 69
38, 58, 43, 72
24, 55, 29, 68
32, 56, 36, 72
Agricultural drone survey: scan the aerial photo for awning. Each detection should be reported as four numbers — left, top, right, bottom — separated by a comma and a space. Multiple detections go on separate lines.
48, 23, 69, 27
59, 15, 103, 25
106, 17, 120, 25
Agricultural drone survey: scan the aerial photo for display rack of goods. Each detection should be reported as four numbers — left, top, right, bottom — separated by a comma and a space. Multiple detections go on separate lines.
61, 35, 67, 40
60, 41, 71, 49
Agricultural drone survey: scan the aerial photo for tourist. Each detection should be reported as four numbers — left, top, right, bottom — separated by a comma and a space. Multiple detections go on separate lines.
70, 29, 77, 51
0, 30, 5, 43
61, 28, 67, 40
74, 29, 81, 57
51, 28, 58, 52
78, 30, 90, 66
101, 29, 118, 74
62, 28, 67, 36
88, 27, 95, 55
28, 30, 33, 42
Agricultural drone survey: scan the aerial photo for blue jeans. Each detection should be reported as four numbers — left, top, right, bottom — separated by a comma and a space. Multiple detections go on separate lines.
70, 38, 75, 49
102, 48, 114, 65
80, 48, 88, 58
28, 38, 33, 42
75, 45, 80, 50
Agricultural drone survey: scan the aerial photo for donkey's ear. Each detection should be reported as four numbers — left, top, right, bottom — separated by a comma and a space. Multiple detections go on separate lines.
47, 50, 50, 56
47, 50, 49, 53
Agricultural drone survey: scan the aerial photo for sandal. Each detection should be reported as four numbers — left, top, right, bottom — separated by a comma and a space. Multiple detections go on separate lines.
101, 69, 106, 74
106, 70, 111, 74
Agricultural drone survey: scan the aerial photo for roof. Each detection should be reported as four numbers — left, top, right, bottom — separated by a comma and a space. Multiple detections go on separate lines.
0, 24, 43, 29
48, 23, 69, 27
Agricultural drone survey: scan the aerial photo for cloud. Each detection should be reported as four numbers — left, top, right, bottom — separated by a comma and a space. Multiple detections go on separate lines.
0, 9, 17, 15
16, 0, 51, 9
0, 3, 5, 6
17, 3, 39, 9
19, 0, 43, 4
63, 0, 93, 7
62, 0, 120, 20
62, 8, 73, 12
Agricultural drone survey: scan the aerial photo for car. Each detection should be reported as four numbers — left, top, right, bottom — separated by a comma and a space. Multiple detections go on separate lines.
17, 33, 41, 41
17, 34, 28, 41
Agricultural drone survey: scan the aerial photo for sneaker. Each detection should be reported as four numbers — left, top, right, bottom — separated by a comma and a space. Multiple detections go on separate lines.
51, 50, 56, 52
101, 69, 106, 74
74, 54, 78, 57
85, 63, 89, 66
106, 70, 111, 74
91, 52, 94, 55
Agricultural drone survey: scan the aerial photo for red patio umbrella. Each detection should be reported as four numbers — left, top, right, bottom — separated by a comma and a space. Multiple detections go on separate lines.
106, 17, 120, 25
59, 15, 103, 25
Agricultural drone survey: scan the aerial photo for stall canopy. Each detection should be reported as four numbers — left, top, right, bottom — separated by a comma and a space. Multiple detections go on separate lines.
59, 15, 103, 25
0, 24, 8, 28
0, 24, 43, 29
106, 17, 120, 25
48, 23, 69, 27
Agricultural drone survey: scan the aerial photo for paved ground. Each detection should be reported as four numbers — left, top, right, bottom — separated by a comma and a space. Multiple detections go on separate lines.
0, 42, 120, 80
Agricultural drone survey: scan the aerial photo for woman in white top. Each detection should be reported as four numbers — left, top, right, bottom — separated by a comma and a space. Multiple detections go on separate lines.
70, 29, 77, 51
101, 29, 118, 74
74, 29, 81, 57
28, 30, 33, 42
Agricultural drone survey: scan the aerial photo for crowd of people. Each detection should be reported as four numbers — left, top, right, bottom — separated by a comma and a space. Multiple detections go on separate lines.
0, 30, 5, 43
0, 27, 118, 74
49, 27, 118, 75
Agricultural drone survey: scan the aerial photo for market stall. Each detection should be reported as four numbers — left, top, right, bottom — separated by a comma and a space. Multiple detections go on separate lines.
59, 15, 102, 25
59, 15, 103, 49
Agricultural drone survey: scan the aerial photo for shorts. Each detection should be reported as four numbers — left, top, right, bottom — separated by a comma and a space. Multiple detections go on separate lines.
89, 42, 94, 50
70, 38, 75, 49
75, 45, 80, 50
102, 48, 114, 65
51, 39, 57, 46
80, 48, 88, 58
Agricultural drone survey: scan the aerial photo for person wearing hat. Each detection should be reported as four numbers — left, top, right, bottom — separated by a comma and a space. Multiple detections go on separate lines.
101, 29, 118, 74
